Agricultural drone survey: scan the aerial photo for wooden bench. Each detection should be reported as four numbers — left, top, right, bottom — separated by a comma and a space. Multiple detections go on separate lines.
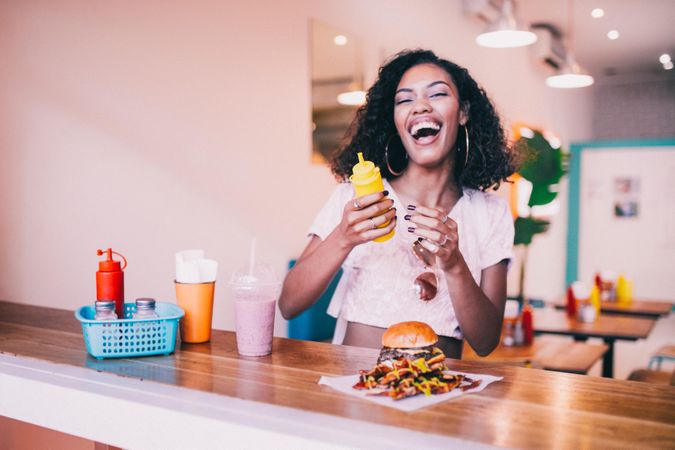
463, 336, 608, 375
627, 368, 675, 386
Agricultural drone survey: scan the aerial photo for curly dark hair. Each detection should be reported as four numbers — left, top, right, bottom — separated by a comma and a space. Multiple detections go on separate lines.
331, 49, 517, 191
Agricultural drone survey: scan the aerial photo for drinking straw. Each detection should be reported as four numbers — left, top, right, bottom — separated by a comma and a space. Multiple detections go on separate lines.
249, 237, 257, 277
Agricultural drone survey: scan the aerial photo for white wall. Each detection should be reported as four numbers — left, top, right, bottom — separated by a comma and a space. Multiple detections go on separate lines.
0, 0, 593, 335
579, 147, 675, 297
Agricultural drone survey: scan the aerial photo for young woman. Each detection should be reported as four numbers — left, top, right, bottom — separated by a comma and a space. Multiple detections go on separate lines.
279, 49, 518, 358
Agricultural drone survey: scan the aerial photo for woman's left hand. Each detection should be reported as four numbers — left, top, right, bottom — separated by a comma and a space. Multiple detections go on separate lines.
405, 205, 462, 272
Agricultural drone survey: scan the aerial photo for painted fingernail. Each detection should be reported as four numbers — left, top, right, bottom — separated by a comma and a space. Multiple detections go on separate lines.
404, 214, 411, 220
417, 237, 424, 242
383, 190, 389, 196
407, 226, 415, 233
407, 204, 416, 211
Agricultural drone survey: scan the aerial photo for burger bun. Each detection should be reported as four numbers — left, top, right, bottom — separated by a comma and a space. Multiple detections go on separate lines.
381, 321, 438, 349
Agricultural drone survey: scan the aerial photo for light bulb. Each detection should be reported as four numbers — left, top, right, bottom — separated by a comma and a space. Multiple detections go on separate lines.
591, 8, 604, 18
333, 35, 347, 46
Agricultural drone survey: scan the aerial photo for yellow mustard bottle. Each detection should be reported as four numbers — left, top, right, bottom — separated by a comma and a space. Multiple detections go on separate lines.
616, 275, 633, 305
590, 284, 601, 319
349, 152, 394, 242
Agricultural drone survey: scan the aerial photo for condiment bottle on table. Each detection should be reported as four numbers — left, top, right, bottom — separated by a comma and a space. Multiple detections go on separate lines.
565, 285, 577, 318
96, 248, 127, 319
521, 302, 534, 345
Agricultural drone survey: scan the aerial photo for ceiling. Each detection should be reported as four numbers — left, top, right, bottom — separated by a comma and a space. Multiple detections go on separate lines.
313, 0, 675, 87
511, 0, 675, 78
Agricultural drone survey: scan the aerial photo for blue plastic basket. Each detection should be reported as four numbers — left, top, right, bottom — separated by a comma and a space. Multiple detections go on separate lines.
75, 302, 184, 360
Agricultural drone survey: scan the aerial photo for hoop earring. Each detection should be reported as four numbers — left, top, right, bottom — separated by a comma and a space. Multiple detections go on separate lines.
462, 125, 470, 168
385, 134, 408, 176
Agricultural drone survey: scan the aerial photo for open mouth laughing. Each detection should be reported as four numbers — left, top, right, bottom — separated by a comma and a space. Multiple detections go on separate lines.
408, 119, 442, 144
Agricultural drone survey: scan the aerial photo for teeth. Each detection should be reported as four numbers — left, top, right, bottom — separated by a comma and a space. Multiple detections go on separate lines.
410, 121, 441, 136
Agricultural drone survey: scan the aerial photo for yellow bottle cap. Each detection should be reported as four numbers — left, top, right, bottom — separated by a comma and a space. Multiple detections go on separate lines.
350, 152, 380, 185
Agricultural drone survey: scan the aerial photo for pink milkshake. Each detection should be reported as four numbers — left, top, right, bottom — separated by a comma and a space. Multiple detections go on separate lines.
228, 258, 280, 357
234, 296, 276, 356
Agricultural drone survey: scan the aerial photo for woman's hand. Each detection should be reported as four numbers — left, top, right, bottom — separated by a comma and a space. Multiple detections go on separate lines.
336, 190, 396, 249
405, 205, 461, 272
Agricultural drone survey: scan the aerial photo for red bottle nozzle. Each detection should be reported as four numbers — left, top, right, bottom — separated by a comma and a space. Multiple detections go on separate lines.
97, 248, 127, 271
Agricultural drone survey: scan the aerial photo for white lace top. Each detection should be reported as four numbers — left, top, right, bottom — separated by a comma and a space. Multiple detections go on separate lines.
307, 179, 514, 342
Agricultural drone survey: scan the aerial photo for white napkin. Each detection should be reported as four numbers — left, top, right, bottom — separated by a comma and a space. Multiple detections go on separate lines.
175, 250, 218, 283
318, 370, 502, 412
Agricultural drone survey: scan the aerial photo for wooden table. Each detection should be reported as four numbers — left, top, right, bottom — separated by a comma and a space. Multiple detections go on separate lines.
533, 308, 657, 378
554, 298, 672, 318
1, 301, 674, 449
463, 336, 608, 374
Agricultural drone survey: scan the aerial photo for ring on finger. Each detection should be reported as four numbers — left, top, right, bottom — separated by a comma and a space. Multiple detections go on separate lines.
369, 218, 377, 230
441, 215, 449, 224
439, 234, 449, 246
353, 199, 361, 209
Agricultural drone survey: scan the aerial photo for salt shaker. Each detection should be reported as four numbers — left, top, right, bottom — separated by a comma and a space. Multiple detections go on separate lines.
502, 299, 519, 347
514, 320, 525, 346
579, 300, 596, 323
94, 300, 118, 320
133, 298, 159, 319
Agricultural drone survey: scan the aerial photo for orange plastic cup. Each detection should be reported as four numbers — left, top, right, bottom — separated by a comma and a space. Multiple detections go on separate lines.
175, 281, 215, 343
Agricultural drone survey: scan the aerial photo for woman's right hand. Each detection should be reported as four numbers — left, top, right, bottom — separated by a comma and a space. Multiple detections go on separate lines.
336, 190, 396, 249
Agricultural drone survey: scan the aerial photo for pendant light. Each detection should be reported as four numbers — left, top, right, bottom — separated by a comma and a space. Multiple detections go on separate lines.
546, 0, 594, 88
337, 83, 366, 106
337, 38, 367, 106
475, 0, 537, 48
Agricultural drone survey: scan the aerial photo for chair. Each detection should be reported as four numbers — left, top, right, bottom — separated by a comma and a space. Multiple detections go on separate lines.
286, 260, 341, 342
647, 344, 675, 370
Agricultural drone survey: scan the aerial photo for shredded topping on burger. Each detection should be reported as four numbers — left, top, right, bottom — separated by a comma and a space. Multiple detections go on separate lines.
353, 349, 481, 401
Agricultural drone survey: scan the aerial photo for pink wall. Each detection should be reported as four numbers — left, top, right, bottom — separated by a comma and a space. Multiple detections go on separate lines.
0, 0, 593, 336
0, 0, 329, 336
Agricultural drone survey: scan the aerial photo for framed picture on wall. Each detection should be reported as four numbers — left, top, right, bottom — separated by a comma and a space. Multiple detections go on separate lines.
613, 177, 640, 218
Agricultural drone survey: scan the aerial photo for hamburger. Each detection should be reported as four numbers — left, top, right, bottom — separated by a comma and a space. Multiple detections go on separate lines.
354, 321, 478, 400
377, 321, 445, 365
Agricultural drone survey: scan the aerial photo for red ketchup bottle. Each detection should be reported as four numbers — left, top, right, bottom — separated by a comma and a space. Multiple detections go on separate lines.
565, 285, 577, 318
96, 248, 127, 319
521, 303, 534, 345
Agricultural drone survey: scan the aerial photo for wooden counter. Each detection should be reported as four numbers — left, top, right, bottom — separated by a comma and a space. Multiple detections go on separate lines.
1, 301, 674, 449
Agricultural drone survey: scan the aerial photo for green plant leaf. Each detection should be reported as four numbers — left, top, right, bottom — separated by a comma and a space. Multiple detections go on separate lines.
514, 217, 550, 246
517, 130, 568, 207
528, 184, 559, 207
